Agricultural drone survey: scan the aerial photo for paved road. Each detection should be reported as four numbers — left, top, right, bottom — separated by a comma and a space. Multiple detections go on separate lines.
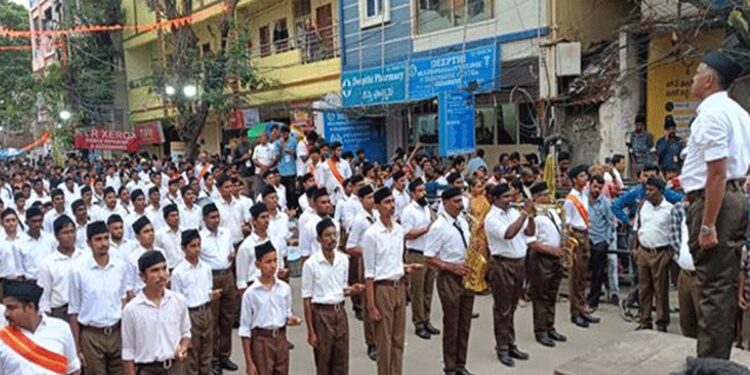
225, 278, 656, 374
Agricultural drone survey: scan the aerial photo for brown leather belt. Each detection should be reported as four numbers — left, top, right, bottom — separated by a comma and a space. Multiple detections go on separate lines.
136, 359, 174, 370
491, 255, 524, 262
639, 245, 671, 253
188, 302, 211, 312
375, 278, 406, 287
686, 179, 744, 203
81, 321, 121, 335
252, 326, 286, 338
212, 268, 231, 276
313, 302, 345, 311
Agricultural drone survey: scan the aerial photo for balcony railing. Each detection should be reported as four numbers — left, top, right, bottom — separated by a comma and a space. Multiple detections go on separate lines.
248, 24, 339, 64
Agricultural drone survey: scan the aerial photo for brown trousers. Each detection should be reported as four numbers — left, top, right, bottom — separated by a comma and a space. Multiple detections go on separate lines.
529, 251, 563, 337
374, 283, 406, 375
49, 304, 70, 322
636, 247, 673, 329
348, 252, 361, 312
187, 307, 213, 375
135, 361, 186, 375
436, 271, 474, 373
211, 270, 239, 361
80, 324, 124, 375
251, 329, 289, 375
688, 185, 747, 359
678, 270, 701, 339
405, 250, 435, 327
356, 257, 376, 346
312, 304, 349, 375
488, 256, 524, 353
568, 230, 590, 316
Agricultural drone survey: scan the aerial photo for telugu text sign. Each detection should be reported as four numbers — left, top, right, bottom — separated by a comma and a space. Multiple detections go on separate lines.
409, 45, 497, 101
438, 91, 476, 157
341, 63, 406, 107
323, 112, 387, 163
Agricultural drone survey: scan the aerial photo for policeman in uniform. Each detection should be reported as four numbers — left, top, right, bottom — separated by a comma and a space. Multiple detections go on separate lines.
526, 182, 567, 347
681, 50, 750, 358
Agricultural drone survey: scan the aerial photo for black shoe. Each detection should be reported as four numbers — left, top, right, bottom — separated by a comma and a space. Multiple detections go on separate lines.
571, 315, 590, 328
497, 352, 515, 367
287, 340, 295, 350
536, 335, 556, 347
367, 345, 377, 361
415, 326, 431, 340
635, 324, 653, 331
425, 322, 441, 335
472, 312, 480, 319
355, 309, 364, 321
212, 363, 223, 375
509, 347, 529, 360
657, 326, 667, 333
456, 369, 477, 375
610, 294, 620, 306
581, 313, 601, 324
220, 358, 239, 371
548, 330, 567, 342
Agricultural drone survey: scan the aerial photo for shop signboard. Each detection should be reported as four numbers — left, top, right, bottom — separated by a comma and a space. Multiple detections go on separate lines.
323, 111, 386, 163
438, 91, 476, 156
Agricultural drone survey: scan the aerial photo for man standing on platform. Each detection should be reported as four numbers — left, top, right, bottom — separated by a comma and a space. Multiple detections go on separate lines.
681, 50, 750, 359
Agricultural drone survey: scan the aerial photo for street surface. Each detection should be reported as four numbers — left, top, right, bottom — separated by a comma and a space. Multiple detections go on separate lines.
229, 278, 648, 374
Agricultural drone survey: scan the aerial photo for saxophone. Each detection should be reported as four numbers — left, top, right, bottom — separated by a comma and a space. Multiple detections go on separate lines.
463, 212, 489, 294
558, 201, 578, 270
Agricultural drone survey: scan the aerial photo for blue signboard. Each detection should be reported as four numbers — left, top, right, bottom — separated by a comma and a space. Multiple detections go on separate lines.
438, 91, 476, 156
409, 45, 497, 101
323, 112, 387, 163
341, 63, 407, 107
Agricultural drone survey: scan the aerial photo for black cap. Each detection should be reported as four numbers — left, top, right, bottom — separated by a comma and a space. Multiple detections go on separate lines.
374, 187, 391, 204
316, 217, 336, 237
357, 184, 374, 199
441, 187, 463, 201
181, 229, 200, 247
529, 182, 549, 196
107, 214, 123, 225
3, 280, 43, 304
250, 202, 268, 219
702, 50, 744, 85
138, 250, 166, 273
408, 178, 424, 192
132, 216, 151, 235
255, 241, 276, 261
489, 183, 511, 197
568, 165, 589, 180
202, 202, 219, 217
86, 221, 108, 240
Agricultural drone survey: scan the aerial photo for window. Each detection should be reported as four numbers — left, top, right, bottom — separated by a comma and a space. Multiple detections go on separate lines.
417, 0, 492, 34
293, 0, 311, 18
360, 0, 390, 28
259, 25, 271, 57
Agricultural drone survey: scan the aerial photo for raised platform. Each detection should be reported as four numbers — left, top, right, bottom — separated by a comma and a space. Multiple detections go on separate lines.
554, 331, 750, 375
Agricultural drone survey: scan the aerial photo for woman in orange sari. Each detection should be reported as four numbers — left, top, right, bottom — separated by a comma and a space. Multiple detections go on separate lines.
466, 177, 491, 294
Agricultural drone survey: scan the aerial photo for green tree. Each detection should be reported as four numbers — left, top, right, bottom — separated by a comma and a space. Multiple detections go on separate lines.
0, 0, 37, 134
146, 0, 269, 159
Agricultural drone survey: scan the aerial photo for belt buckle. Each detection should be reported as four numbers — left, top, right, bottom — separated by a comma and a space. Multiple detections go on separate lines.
272, 328, 280, 338
163, 359, 173, 369
103, 326, 113, 335
393, 279, 401, 287
334, 303, 341, 312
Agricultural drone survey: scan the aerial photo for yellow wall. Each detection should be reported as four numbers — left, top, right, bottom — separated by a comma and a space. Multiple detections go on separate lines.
555, 0, 632, 49
646, 29, 724, 139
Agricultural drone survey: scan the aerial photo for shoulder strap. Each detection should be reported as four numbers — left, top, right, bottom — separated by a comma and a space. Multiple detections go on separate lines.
327, 159, 345, 186
566, 193, 590, 226
0, 326, 68, 374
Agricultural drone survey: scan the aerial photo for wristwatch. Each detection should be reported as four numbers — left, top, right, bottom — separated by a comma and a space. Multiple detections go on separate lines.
700, 225, 716, 235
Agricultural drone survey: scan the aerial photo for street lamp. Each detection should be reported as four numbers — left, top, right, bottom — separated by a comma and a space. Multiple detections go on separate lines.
165, 85, 176, 96
182, 84, 197, 99
59, 110, 72, 121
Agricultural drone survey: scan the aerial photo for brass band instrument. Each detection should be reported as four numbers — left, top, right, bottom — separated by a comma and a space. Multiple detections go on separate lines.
462, 210, 489, 294
527, 200, 577, 269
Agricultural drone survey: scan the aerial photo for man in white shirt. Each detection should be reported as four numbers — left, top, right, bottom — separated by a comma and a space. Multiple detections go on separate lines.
93, 187, 127, 223
71, 199, 90, 250
155, 204, 184, 271
107, 214, 137, 262
296, 132, 313, 177
27, 178, 50, 207
633, 177, 674, 332
43, 189, 71, 234
231, 176, 254, 228
162, 177, 183, 207
68, 221, 128, 374
17, 207, 57, 281
680, 50, 750, 359
145, 186, 166, 232
260, 185, 291, 242
316, 142, 352, 203
121, 251, 191, 374
253, 131, 277, 195
424, 187, 475, 375
484, 183, 535, 367
400, 178, 438, 340
236, 203, 288, 293
0, 281, 81, 375
179, 186, 202, 231
104, 165, 121, 192
125, 217, 166, 297
299, 188, 339, 261
124, 189, 148, 240
391, 171, 410, 222
37, 215, 83, 321
199, 202, 240, 372
214, 174, 246, 246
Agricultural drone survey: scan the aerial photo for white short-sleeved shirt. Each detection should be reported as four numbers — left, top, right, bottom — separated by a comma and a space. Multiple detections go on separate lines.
0, 240, 16, 279
424, 212, 470, 263
145, 205, 167, 232
17, 232, 57, 279
171, 259, 213, 308
296, 139, 309, 176
199, 228, 234, 271
299, 214, 340, 257
42, 209, 72, 235
301, 250, 349, 304
362, 220, 405, 281
681, 91, 750, 193
68, 254, 128, 327
215, 197, 245, 244
392, 188, 411, 221
484, 205, 529, 259
236, 233, 287, 289
37, 249, 84, 312
238, 279, 293, 338
401, 201, 432, 251
125, 246, 165, 293
317, 160, 353, 203
155, 226, 184, 269
253, 143, 276, 174
109, 238, 138, 263
533, 210, 563, 249
0, 315, 81, 374
179, 204, 202, 231
123, 212, 147, 240
636, 199, 674, 249
121, 289, 191, 363
346, 210, 378, 250
268, 211, 291, 240
564, 188, 589, 231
